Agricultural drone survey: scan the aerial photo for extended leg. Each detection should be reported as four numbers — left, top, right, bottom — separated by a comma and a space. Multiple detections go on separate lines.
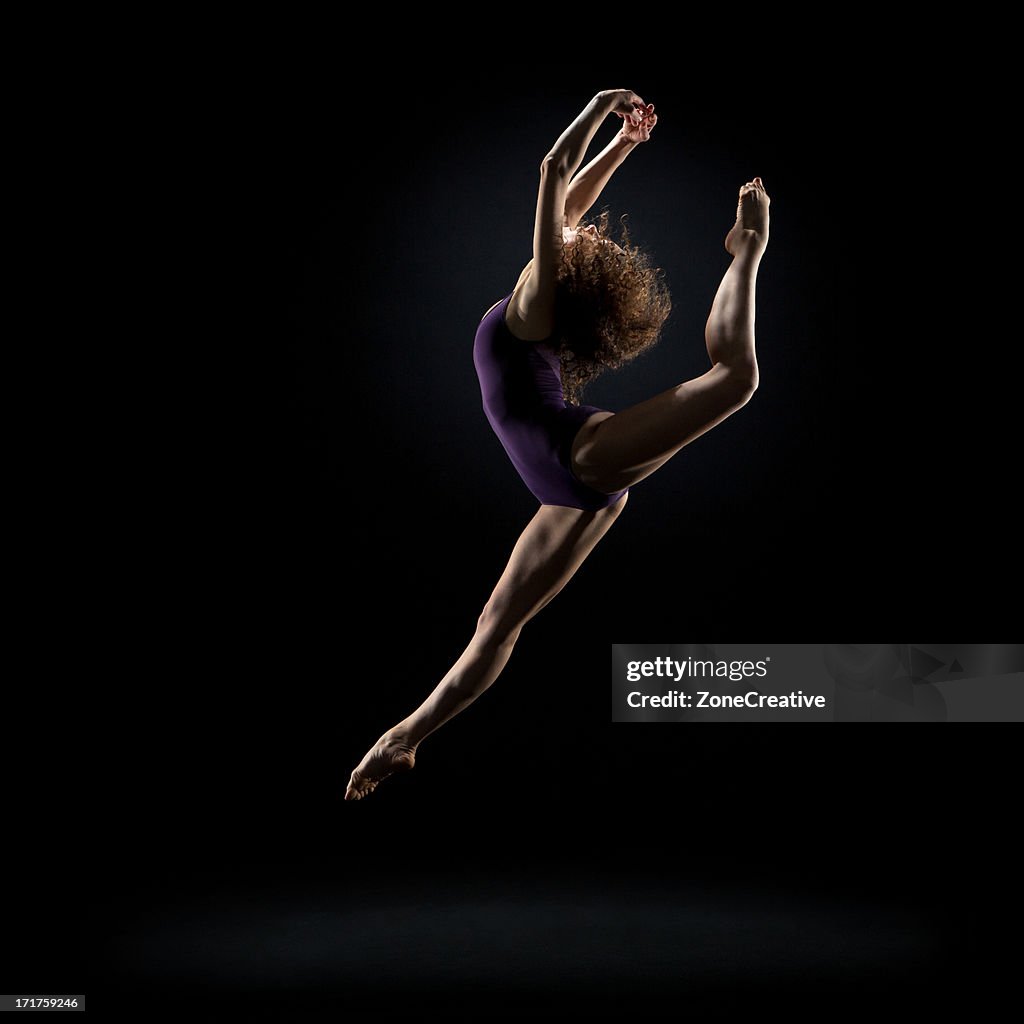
570, 179, 770, 494
345, 495, 627, 800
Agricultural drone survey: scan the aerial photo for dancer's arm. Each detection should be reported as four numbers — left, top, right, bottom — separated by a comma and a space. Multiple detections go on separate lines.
564, 106, 657, 228
509, 89, 647, 340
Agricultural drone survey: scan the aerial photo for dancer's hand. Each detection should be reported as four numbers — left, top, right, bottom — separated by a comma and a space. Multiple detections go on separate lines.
602, 89, 647, 119
616, 102, 657, 143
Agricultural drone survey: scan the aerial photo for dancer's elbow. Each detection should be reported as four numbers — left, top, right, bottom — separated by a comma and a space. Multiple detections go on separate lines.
540, 153, 571, 179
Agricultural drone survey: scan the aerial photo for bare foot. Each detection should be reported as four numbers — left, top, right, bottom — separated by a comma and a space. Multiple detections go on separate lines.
344, 730, 417, 801
725, 177, 770, 256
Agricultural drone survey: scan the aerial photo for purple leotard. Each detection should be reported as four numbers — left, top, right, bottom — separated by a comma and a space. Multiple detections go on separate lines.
473, 293, 627, 511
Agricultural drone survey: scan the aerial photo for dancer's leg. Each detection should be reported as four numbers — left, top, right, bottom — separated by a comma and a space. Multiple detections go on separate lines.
345, 494, 627, 800
570, 179, 770, 494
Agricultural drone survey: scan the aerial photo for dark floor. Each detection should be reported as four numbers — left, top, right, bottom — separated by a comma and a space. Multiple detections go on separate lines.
83, 866, 964, 1020
15, 717, 1011, 1020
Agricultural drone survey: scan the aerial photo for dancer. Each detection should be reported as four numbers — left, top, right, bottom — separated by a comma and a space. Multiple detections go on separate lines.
346, 90, 769, 800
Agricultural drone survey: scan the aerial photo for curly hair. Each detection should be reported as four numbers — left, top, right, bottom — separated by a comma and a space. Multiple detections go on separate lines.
555, 209, 671, 404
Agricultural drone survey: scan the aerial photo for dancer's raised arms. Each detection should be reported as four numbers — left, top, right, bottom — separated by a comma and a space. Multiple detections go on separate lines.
508, 90, 652, 341
564, 100, 656, 229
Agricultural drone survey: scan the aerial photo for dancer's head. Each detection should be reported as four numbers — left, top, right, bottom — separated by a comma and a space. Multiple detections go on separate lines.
556, 210, 671, 402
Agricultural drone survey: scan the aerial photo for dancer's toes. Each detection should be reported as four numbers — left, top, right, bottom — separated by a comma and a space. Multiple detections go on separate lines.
725, 177, 770, 256
344, 730, 417, 802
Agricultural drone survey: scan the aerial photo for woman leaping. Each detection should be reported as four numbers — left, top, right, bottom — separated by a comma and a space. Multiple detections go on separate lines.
346, 90, 769, 800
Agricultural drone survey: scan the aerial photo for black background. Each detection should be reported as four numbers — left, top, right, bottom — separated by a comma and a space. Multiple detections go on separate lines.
10, 60, 1018, 1019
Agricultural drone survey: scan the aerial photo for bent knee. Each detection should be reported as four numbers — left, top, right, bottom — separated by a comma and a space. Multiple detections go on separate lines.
721, 363, 759, 408
734, 374, 759, 407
